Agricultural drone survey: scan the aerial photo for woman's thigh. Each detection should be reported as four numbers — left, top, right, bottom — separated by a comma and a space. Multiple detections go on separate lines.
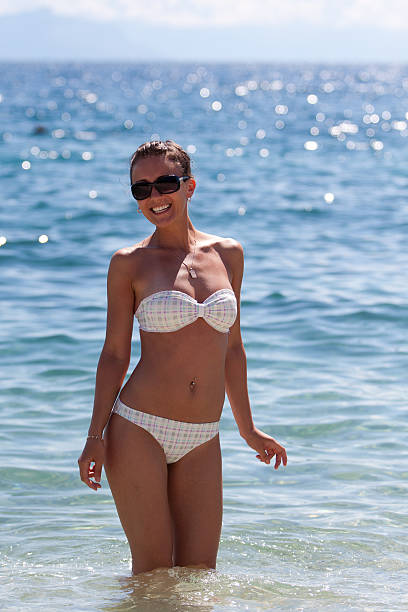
167, 433, 223, 568
104, 413, 173, 574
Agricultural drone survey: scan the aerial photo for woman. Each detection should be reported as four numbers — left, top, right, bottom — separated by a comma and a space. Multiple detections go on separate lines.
78, 140, 287, 575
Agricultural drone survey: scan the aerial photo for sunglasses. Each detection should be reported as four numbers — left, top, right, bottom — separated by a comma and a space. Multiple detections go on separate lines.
131, 174, 191, 201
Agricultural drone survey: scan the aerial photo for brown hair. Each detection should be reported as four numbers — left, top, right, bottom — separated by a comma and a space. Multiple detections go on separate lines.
129, 140, 192, 183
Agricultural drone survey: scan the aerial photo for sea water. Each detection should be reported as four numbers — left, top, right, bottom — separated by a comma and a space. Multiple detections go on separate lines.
1, 61, 408, 610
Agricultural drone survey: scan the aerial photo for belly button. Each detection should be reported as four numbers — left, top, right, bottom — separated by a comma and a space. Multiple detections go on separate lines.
189, 377, 198, 391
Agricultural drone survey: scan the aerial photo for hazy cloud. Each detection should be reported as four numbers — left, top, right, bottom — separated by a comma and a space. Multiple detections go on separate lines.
1, 0, 407, 29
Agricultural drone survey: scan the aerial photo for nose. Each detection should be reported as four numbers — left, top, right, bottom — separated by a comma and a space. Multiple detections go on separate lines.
150, 185, 160, 197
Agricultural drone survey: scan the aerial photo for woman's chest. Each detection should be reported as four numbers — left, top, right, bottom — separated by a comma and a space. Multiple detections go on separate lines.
132, 245, 233, 312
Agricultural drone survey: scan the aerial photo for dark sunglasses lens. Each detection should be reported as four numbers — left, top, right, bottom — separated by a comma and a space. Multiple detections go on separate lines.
155, 176, 180, 194
131, 176, 183, 200
132, 184, 151, 200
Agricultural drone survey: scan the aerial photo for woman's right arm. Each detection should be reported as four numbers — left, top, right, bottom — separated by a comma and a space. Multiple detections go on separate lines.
78, 249, 136, 490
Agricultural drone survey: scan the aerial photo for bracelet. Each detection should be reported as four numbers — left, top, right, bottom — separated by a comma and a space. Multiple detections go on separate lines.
87, 434, 103, 441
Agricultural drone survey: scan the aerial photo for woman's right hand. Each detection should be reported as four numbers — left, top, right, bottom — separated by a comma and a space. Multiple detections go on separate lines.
78, 439, 105, 491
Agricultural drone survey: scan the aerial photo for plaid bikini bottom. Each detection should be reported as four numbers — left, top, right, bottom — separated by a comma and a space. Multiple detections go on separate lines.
111, 396, 220, 464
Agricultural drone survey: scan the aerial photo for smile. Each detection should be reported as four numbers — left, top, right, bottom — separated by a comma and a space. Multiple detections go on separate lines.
151, 203, 172, 214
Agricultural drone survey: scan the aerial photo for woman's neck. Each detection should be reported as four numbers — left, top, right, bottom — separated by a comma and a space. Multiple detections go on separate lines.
151, 219, 197, 252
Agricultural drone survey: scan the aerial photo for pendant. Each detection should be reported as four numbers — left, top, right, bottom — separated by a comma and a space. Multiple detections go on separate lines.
189, 268, 197, 278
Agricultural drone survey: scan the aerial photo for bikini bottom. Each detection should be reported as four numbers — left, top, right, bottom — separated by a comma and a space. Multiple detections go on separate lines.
111, 396, 220, 464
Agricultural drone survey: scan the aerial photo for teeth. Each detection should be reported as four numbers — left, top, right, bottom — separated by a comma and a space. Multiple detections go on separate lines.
152, 204, 171, 213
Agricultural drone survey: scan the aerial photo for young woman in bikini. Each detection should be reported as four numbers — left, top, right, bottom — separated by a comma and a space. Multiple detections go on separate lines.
78, 140, 287, 575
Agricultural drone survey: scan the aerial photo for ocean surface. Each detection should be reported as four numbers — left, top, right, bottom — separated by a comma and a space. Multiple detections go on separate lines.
1, 61, 408, 611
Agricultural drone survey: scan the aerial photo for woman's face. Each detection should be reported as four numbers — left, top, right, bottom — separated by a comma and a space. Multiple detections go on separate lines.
131, 155, 195, 227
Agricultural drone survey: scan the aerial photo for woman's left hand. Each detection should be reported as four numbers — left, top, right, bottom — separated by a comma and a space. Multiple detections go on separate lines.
242, 427, 288, 468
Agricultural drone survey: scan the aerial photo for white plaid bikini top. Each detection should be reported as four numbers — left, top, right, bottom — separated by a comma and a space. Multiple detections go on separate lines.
135, 288, 237, 333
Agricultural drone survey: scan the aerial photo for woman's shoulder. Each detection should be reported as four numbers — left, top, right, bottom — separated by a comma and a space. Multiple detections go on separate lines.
201, 231, 243, 254
112, 240, 143, 257
202, 233, 244, 277
111, 238, 147, 259
108, 240, 147, 278
202, 233, 243, 285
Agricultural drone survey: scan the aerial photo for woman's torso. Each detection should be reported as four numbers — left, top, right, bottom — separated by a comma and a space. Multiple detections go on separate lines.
119, 232, 235, 423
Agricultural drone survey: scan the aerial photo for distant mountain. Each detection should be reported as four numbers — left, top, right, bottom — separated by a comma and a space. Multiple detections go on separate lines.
1, 8, 407, 63
0, 8, 159, 61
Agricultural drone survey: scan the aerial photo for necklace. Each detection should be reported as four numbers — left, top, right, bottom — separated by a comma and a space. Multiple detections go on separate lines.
182, 233, 197, 278
143, 234, 198, 279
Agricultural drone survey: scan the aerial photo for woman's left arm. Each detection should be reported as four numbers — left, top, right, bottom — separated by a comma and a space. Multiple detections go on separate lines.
224, 240, 288, 469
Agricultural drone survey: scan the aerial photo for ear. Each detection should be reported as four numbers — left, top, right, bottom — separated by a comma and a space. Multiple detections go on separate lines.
186, 177, 196, 199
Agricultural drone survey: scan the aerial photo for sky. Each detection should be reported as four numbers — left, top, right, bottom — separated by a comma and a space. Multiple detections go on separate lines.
1, 0, 408, 62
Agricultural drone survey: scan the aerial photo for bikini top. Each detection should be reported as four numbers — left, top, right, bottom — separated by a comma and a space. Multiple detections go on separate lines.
135, 288, 237, 334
